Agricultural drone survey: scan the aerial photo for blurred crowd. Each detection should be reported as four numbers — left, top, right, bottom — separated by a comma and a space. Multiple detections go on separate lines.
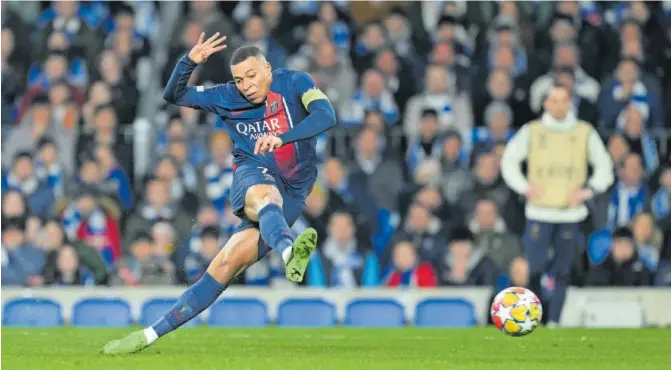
2, 1, 671, 292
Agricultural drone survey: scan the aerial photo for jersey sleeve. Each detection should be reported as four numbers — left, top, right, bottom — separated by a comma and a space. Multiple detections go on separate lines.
163, 54, 228, 113
291, 71, 330, 110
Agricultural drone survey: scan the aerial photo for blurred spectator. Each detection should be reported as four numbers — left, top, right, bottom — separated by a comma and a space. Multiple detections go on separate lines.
96, 50, 139, 125
62, 187, 122, 270
406, 109, 443, 175
466, 101, 515, 163
184, 226, 222, 284
114, 232, 175, 286
340, 69, 400, 126
652, 167, 671, 223
351, 127, 404, 213
81, 80, 112, 128
619, 105, 660, 175
1, 217, 45, 287
77, 104, 133, 177
393, 203, 446, 267
608, 154, 650, 230
598, 58, 664, 130
4, 94, 78, 174
2, 190, 28, 219
156, 114, 208, 169
199, 132, 234, 214
455, 152, 520, 233
316, 2, 352, 54
287, 20, 331, 71
438, 226, 498, 286
167, 140, 199, 192
35, 137, 66, 198
242, 14, 287, 69
38, 219, 107, 285
36, 1, 100, 61
319, 212, 367, 288
473, 69, 533, 129
323, 157, 379, 232
469, 198, 523, 273
631, 212, 663, 271
258, 0, 295, 53
607, 134, 630, 168
439, 132, 472, 205
307, 41, 356, 113
153, 156, 200, 217
1, 27, 24, 128
151, 222, 177, 259
352, 22, 387, 74
404, 64, 473, 139
173, 206, 220, 284
429, 41, 470, 94
94, 144, 134, 211
530, 42, 600, 114
383, 240, 438, 288
374, 47, 417, 113
1, 152, 55, 219
553, 67, 598, 124
43, 244, 95, 286
586, 226, 654, 286
124, 177, 192, 254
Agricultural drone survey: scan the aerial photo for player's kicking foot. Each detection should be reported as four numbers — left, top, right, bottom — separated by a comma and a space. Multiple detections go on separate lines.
284, 228, 318, 282
101, 330, 149, 355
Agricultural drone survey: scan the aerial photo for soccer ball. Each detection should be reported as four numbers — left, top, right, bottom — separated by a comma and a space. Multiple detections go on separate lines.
490, 287, 543, 336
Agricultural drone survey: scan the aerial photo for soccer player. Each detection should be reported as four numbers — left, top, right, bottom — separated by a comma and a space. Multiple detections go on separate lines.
102, 33, 336, 355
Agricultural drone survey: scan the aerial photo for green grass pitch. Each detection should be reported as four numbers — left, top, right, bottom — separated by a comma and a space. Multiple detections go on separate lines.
2, 327, 669, 370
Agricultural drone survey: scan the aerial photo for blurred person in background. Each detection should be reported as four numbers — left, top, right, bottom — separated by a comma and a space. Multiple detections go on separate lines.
340, 69, 399, 127
404, 64, 473, 140
501, 84, 613, 327
652, 167, 671, 224
94, 144, 134, 212
258, 1, 295, 53
114, 232, 174, 286
241, 15, 287, 69
467, 101, 515, 164
167, 139, 199, 193
473, 69, 533, 129
95, 50, 138, 125
1, 152, 55, 219
598, 57, 664, 130
469, 198, 523, 274
405, 109, 443, 175
183, 226, 222, 285
384, 240, 438, 288
607, 134, 630, 169
352, 21, 388, 74
62, 187, 121, 270
35, 137, 66, 199
1, 217, 45, 287
318, 212, 367, 288
199, 132, 234, 214
619, 105, 660, 175
631, 212, 663, 271
124, 177, 192, 254
2, 190, 28, 220
351, 127, 404, 213
38, 218, 107, 285
438, 226, 498, 287
156, 114, 208, 169
439, 131, 472, 205
306, 41, 356, 113
393, 203, 446, 268
153, 155, 200, 217
552, 67, 598, 124
77, 104, 133, 176
373, 46, 416, 113
81, 80, 112, 128
43, 244, 95, 286
607, 153, 649, 230
586, 226, 654, 286
287, 20, 331, 71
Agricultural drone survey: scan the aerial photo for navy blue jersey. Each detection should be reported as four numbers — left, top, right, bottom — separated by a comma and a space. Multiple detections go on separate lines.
164, 55, 335, 194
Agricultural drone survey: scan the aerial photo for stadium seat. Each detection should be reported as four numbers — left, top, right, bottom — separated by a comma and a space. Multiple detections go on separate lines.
208, 298, 268, 327
414, 298, 477, 328
276, 298, 336, 327
140, 298, 201, 328
72, 298, 132, 327
2, 298, 63, 327
587, 229, 612, 265
345, 298, 405, 327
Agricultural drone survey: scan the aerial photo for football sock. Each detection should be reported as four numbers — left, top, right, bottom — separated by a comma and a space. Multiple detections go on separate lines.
149, 272, 227, 341
257, 204, 294, 262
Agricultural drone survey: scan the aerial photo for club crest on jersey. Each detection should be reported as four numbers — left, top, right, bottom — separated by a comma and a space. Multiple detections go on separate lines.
269, 101, 279, 114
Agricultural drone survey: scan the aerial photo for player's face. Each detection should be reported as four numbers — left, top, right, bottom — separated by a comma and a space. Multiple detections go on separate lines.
232, 57, 272, 104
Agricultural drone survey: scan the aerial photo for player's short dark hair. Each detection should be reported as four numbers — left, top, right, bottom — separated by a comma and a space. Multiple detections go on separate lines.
230, 45, 266, 66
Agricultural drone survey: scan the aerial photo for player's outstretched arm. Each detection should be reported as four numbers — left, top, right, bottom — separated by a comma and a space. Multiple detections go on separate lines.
278, 72, 337, 145
163, 32, 227, 112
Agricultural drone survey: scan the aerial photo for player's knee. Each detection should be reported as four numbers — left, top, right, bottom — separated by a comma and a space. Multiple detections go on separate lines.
247, 184, 283, 209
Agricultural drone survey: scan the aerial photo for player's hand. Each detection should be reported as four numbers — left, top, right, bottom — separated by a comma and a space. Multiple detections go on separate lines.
568, 187, 594, 206
525, 183, 543, 201
188, 32, 228, 64
254, 135, 283, 155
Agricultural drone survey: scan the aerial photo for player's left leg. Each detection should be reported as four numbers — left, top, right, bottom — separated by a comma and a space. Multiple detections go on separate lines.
547, 222, 582, 326
101, 227, 262, 355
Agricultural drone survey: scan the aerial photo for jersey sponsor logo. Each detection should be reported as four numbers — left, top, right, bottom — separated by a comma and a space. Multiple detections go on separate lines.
234, 118, 283, 140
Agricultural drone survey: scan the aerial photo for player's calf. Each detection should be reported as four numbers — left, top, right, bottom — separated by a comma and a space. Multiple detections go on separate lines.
244, 184, 295, 263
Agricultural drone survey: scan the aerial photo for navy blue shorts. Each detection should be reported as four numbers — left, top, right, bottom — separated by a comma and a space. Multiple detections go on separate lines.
229, 162, 314, 260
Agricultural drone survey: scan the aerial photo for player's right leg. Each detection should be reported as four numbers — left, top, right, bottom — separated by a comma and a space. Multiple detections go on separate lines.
101, 228, 261, 355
